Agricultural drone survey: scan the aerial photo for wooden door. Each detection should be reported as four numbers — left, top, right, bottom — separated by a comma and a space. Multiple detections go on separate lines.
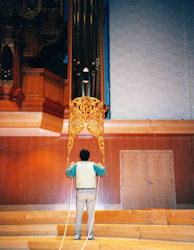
120, 150, 176, 209
147, 151, 176, 208
120, 151, 147, 209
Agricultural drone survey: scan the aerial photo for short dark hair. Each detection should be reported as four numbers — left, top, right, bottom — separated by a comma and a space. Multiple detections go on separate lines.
80, 149, 90, 161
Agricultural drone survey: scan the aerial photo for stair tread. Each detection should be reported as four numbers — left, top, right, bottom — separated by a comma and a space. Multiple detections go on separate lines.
0, 223, 193, 242
0, 209, 194, 225
0, 236, 194, 249
0, 210, 194, 249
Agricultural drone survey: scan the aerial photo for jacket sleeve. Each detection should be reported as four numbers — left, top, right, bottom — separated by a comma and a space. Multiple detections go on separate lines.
66, 164, 77, 178
93, 163, 106, 176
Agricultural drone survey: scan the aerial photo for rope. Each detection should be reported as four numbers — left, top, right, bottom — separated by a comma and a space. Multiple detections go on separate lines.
81, 175, 101, 250
59, 177, 74, 250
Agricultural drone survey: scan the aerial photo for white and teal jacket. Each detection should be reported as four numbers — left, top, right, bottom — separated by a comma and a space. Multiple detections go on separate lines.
66, 161, 106, 189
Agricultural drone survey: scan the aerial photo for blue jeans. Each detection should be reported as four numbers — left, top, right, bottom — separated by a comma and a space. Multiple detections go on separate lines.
75, 189, 96, 235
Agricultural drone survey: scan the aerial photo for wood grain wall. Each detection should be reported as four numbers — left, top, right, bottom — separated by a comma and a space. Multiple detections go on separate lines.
0, 135, 193, 205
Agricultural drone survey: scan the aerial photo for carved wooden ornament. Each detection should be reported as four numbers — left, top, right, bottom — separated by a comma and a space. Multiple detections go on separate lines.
67, 96, 105, 166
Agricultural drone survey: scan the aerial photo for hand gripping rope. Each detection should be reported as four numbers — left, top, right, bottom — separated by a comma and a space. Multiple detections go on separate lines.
58, 175, 101, 250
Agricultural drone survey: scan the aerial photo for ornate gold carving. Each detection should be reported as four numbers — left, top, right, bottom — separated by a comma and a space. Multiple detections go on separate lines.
67, 96, 105, 166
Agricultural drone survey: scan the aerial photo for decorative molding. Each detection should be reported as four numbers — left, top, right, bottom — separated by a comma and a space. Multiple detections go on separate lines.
0, 112, 43, 128
10, 88, 25, 108
103, 120, 194, 135
0, 84, 25, 111
0, 111, 63, 135
63, 119, 194, 135
0, 112, 194, 136
22, 68, 67, 83
41, 112, 63, 133
43, 99, 65, 119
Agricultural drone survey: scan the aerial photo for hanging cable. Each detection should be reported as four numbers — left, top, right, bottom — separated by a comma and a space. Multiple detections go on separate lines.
59, 177, 74, 250
81, 175, 101, 250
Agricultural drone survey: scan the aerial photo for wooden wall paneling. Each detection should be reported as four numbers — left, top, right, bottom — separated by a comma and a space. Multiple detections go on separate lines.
1, 139, 11, 204
172, 136, 194, 204
103, 137, 121, 204
22, 69, 66, 111
192, 136, 194, 200
0, 139, 8, 203
0, 137, 68, 204
23, 74, 42, 97
0, 135, 194, 206
44, 76, 64, 103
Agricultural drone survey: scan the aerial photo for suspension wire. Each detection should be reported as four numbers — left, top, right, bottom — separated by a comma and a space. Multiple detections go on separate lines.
59, 177, 74, 250
81, 175, 101, 250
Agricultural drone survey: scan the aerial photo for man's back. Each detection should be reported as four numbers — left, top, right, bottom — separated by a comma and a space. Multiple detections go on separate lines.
76, 161, 96, 189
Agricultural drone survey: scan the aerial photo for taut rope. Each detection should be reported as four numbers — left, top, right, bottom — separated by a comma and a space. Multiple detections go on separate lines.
58, 177, 74, 250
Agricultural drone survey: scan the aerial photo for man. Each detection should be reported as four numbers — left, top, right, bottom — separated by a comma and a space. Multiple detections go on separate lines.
66, 149, 106, 240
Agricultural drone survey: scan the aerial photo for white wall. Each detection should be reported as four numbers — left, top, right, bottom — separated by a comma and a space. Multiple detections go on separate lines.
109, 0, 194, 119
